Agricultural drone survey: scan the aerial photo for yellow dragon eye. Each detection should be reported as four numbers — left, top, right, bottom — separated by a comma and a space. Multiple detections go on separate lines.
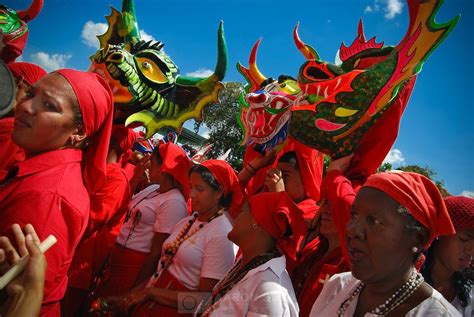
136, 57, 168, 84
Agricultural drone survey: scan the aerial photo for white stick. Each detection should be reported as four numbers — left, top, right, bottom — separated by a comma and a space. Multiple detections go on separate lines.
0, 235, 57, 290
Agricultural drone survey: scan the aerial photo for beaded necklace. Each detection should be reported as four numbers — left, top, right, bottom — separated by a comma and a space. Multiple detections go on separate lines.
148, 209, 224, 286
199, 249, 281, 316
338, 269, 424, 316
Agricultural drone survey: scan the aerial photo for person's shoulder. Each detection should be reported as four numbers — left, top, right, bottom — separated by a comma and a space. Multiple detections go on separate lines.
409, 288, 462, 317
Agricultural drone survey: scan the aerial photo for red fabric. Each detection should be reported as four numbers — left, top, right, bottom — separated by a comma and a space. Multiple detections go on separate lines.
243, 137, 323, 204
55, 69, 114, 194
1, 30, 28, 64
0, 148, 89, 317
249, 192, 308, 260
202, 160, 243, 218
67, 163, 130, 290
111, 125, 142, 164
0, 117, 25, 176
294, 242, 349, 317
364, 171, 455, 244
444, 196, 474, 230
346, 78, 416, 188
94, 244, 148, 297
158, 142, 192, 200
132, 270, 192, 317
7, 61, 47, 85
296, 199, 319, 222
321, 170, 357, 262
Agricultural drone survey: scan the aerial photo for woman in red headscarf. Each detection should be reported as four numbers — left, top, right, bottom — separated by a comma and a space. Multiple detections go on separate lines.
98, 159, 239, 316
0, 68, 114, 316
292, 155, 355, 317
0, 62, 46, 175
196, 191, 300, 316
62, 126, 140, 316
310, 171, 459, 316
421, 196, 474, 317
91, 142, 191, 300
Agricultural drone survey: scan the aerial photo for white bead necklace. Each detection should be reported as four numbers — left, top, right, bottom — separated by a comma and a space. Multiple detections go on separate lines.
338, 270, 424, 316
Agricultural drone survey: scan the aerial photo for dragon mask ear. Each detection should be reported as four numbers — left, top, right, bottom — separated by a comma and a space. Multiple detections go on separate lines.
16, 0, 43, 22
98, 0, 140, 49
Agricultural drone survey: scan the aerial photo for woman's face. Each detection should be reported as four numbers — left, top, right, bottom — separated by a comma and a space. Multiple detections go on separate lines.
319, 200, 338, 237
189, 172, 222, 214
12, 73, 79, 154
227, 204, 256, 246
435, 229, 474, 273
277, 161, 306, 202
148, 154, 163, 183
345, 188, 419, 284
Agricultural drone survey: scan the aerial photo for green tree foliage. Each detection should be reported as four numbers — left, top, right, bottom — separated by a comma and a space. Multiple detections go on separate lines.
194, 82, 245, 169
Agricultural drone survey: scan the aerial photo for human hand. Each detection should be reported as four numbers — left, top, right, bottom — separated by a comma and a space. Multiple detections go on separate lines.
0, 224, 45, 317
6, 225, 45, 297
251, 149, 277, 170
120, 288, 150, 312
264, 168, 285, 192
328, 154, 355, 173
131, 152, 151, 181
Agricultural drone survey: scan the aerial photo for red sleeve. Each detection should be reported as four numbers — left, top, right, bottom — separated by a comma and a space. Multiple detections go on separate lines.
321, 170, 356, 263
1, 191, 88, 308
86, 166, 130, 235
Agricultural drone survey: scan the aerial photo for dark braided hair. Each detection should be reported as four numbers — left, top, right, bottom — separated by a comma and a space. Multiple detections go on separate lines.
189, 164, 232, 209
421, 239, 474, 307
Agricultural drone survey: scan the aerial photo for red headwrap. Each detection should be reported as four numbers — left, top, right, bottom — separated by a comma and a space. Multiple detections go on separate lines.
346, 78, 416, 190
363, 171, 455, 244
7, 62, 46, 85
249, 192, 308, 260
55, 69, 114, 194
111, 125, 142, 163
243, 137, 323, 203
201, 160, 243, 218
158, 142, 192, 200
444, 196, 474, 230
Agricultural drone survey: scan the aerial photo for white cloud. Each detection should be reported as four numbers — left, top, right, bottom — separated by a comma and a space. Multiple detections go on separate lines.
140, 30, 155, 42
384, 0, 403, 19
30, 52, 72, 72
81, 21, 155, 49
383, 148, 405, 165
185, 68, 213, 77
460, 190, 474, 198
81, 21, 108, 48
364, 0, 402, 19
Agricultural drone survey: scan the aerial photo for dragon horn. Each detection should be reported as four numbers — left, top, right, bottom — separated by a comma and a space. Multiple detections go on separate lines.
17, 0, 44, 23
213, 21, 228, 80
293, 22, 320, 60
248, 38, 267, 84
122, 0, 141, 44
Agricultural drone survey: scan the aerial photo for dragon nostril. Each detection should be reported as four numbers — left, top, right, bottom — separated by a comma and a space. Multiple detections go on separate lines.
248, 93, 267, 104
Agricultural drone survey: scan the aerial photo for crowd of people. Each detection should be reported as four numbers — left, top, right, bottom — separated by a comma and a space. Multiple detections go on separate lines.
0, 28, 472, 317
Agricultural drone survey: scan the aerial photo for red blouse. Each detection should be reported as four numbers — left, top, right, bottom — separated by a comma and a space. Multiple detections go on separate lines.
0, 148, 89, 316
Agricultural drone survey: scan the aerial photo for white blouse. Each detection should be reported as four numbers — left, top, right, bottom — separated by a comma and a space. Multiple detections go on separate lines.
196, 255, 299, 317
451, 288, 474, 317
309, 272, 461, 317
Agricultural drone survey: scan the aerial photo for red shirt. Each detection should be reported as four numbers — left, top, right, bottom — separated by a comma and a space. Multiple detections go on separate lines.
0, 117, 25, 176
0, 148, 89, 317
68, 163, 131, 290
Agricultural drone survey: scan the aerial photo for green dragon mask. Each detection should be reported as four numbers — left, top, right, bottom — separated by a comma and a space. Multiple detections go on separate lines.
89, 0, 227, 138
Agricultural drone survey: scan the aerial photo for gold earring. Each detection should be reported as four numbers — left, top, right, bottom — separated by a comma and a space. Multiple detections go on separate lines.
252, 223, 259, 230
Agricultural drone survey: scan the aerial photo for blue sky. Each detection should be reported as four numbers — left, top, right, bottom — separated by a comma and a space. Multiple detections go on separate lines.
6, 0, 473, 196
